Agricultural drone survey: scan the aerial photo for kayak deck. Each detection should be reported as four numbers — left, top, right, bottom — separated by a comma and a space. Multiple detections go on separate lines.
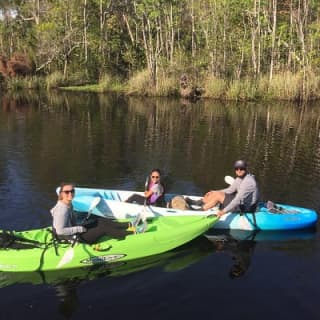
0, 215, 218, 272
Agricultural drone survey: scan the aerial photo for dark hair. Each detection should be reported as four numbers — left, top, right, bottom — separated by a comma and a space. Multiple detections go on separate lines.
150, 168, 162, 176
58, 182, 75, 200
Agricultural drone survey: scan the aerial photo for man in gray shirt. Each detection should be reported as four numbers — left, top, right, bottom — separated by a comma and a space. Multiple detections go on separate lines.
200, 160, 259, 216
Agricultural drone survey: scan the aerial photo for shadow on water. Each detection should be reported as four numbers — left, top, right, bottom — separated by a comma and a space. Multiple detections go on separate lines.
204, 227, 317, 279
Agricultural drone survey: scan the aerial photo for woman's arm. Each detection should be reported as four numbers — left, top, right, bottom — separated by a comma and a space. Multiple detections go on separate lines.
52, 202, 85, 236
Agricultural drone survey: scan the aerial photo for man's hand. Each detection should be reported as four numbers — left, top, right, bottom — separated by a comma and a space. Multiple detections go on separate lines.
215, 209, 225, 218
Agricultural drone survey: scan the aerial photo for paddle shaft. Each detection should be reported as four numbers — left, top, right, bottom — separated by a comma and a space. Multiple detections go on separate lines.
144, 175, 150, 206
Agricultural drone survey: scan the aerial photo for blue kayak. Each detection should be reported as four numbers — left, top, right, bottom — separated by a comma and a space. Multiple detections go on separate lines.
66, 187, 318, 231
214, 202, 318, 231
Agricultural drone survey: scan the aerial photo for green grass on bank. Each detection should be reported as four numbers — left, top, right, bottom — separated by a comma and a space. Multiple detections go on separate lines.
3, 69, 320, 101
59, 73, 124, 93
59, 84, 119, 93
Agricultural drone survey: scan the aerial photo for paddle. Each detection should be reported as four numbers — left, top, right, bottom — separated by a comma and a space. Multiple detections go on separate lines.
131, 176, 149, 232
57, 197, 101, 269
224, 175, 235, 185
143, 175, 150, 204
82, 196, 101, 224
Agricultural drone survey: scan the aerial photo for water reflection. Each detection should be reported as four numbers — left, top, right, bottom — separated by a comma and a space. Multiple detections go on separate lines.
1, 92, 320, 319
206, 231, 257, 279
55, 281, 79, 319
205, 227, 317, 279
1, 92, 320, 222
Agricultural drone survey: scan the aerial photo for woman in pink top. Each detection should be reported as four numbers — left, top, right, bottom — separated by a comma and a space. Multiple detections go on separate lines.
125, 169, 165, 207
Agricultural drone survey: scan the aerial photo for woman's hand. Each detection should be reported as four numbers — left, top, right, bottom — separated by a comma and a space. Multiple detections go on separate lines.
144, 190, 152, 198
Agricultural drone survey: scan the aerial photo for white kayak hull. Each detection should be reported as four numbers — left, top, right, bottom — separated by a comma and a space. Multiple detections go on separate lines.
69, 187, 318, 231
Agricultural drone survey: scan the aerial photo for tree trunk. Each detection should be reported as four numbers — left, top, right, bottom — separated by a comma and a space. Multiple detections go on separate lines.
191, 0, 195, 58
269, 0, 277, 82
257, 0, 261, 75
83, 0, 88, 63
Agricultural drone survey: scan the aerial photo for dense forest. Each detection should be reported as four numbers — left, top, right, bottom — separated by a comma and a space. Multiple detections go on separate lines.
1, 0, 320, 100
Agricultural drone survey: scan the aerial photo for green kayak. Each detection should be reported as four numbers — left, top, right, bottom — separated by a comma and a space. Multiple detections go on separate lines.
0, 236, 214, 288
0, 215, 217, 272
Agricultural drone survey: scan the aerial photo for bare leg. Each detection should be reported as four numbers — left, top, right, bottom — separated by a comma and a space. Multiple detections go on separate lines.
202, 191, 225, 211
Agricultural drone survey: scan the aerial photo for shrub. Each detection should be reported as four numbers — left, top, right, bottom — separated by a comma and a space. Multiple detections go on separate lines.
155, 72, 179, 96
267, 72, 300, 100
46, 71, 65, 90
202, 74, 227, 99
126, 69, 152, 96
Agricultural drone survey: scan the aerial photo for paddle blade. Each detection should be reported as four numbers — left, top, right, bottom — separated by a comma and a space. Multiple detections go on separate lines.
238, 215, 254, 230
144, 176, 150, 191
136, 220, 148, 234
224, 175, 235, 185
88, 197, 101, 212
57, 248, 74, 268
131, 213, 142, 227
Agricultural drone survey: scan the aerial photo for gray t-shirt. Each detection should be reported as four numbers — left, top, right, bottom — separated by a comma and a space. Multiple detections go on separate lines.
51, 200, 85, 236
221, 173, 259, 213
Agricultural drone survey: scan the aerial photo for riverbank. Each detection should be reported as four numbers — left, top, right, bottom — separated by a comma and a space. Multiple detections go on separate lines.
2, 69, 320, 102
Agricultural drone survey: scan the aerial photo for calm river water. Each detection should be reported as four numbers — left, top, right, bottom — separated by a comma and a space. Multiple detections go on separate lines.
0, 92, 319, 319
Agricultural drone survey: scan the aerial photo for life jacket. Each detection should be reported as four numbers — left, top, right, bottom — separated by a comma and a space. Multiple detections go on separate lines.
147, 181, 166, 207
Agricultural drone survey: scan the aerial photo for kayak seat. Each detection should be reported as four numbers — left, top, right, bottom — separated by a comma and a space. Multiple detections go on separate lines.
239, 203, 258, 214
51, 228, 78, 245
238, 203, 260, 229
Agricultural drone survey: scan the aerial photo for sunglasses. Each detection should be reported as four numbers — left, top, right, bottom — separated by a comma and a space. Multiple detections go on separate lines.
151, 176, 160, 179
235, 168, 246, 171
61, 189, 75, 194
